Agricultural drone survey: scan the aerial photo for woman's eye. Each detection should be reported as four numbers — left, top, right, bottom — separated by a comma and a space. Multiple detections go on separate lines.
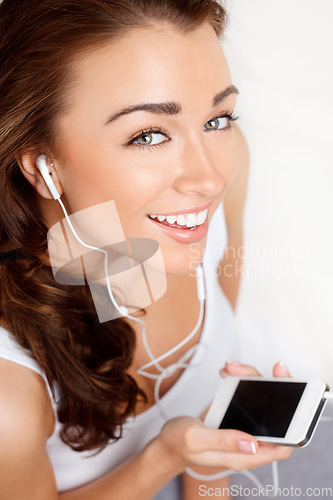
135, 132, 167, 146
204, 116, 229, 131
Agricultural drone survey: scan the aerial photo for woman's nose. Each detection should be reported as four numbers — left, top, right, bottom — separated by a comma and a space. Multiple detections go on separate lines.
171, 136, 226, 198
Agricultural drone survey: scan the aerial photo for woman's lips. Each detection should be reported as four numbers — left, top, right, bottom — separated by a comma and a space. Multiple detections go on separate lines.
148, 208, 208, 229
146, 210, 209, 244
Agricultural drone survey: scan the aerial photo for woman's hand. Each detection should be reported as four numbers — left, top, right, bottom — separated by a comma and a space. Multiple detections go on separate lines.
220, 359, 291, 379
158, 361, 293, 476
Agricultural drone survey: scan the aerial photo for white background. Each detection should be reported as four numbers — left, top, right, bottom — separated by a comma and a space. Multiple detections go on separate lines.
222, 0, 333, 384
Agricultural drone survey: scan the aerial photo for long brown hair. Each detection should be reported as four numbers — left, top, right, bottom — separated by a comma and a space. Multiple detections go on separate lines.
0, 0, 226, 451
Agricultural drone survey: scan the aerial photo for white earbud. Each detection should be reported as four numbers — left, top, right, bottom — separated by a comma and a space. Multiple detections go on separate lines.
36, 154, 61, 200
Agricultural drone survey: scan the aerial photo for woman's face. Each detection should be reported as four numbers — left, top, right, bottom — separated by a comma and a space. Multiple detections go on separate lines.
55, 22, 238, 275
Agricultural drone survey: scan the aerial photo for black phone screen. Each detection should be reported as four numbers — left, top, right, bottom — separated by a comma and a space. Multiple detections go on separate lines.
219, 381, 306, 437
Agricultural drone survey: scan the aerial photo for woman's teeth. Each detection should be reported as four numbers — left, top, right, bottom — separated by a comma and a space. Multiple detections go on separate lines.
149, 209, 208, 229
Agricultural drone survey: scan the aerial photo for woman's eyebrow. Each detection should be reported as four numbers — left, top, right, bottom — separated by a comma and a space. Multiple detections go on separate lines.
213, 85, 239, 106
105, 85, 239, 125
105, 101, 181, 125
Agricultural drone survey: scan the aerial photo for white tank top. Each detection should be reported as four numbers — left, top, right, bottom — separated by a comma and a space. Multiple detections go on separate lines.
0, 203, 239, 494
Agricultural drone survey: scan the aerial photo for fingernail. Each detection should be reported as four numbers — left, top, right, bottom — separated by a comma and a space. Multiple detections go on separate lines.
220, 369, 228, 378
226, 360, 242, 366
238, 439, 257, 455
278, 361, 291, 375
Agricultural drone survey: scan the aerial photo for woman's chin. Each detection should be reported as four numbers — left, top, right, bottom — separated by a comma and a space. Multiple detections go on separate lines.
162, 243, 206, 277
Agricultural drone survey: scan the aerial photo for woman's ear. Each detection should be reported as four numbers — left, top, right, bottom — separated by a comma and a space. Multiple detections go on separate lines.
18, 153, 63, 199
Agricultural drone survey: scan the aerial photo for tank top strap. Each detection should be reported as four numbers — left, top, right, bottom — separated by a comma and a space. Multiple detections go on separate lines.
0, 326, 57, 413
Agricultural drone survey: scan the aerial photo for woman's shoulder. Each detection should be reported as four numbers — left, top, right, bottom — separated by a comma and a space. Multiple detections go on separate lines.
0, 356, 57, 496
0, 326, 56, 438
0, 356, 55, 438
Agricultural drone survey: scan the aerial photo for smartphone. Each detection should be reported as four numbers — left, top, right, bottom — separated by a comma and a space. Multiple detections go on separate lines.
204, 377, 328, 447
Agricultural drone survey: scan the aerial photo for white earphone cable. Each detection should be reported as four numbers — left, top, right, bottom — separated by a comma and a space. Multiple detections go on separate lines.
57, 197, 205, 377
136, 298, 205, 377
56, 195, 279, 494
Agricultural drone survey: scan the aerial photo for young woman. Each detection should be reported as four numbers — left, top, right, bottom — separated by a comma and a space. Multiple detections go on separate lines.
0, 1, 291, 498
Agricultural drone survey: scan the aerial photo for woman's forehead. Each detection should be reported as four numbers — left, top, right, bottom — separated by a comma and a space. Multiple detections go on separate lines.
66, 23, 232, 116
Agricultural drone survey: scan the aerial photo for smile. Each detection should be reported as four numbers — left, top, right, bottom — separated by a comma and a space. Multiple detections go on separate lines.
148, 209, 208, 230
